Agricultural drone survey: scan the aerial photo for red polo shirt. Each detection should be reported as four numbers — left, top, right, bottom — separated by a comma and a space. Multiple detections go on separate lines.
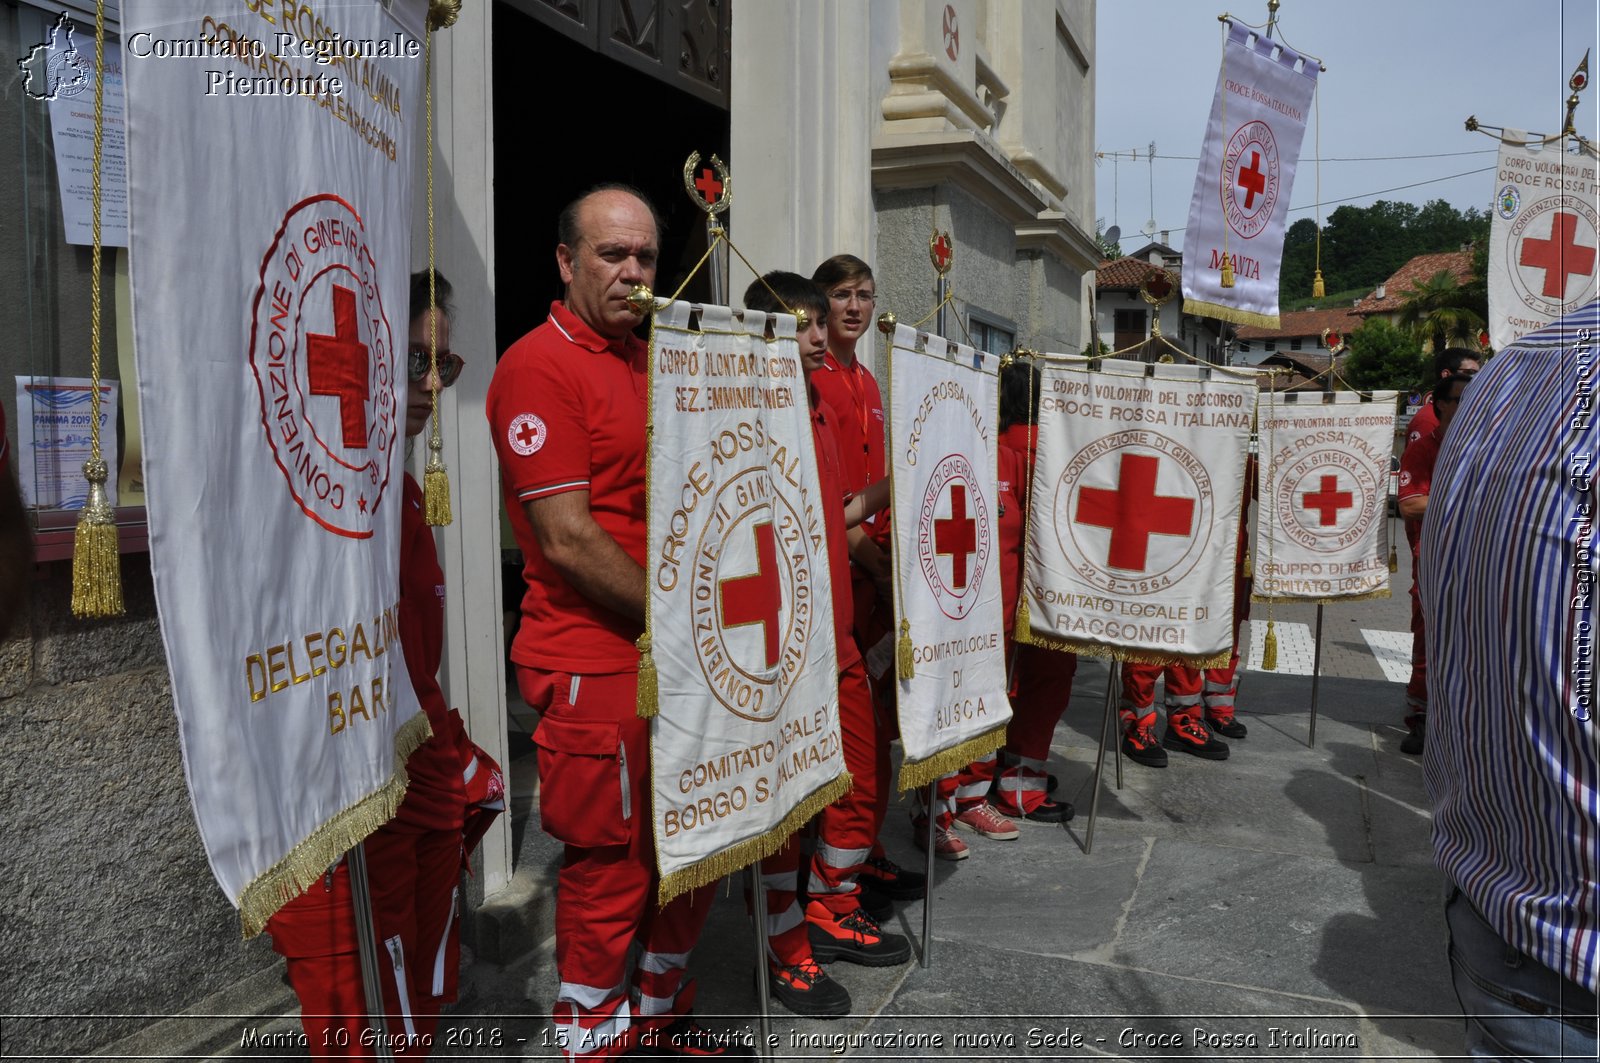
487, 302, 648, 674
810, 390, 863, 672
996, 444, 1026, 634
810, 351, 886, 500
1399, 427, 1441, 558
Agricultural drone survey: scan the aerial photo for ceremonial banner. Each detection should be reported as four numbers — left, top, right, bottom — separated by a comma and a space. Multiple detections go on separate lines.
1253, 392, 1397, 603
645, 303, 848, 901
887, 324, 1011, 790
1182, 18, 1319, 327
125, 0, 428, 937
1488, 134, 1600, 348
1022, 360, 1253, 665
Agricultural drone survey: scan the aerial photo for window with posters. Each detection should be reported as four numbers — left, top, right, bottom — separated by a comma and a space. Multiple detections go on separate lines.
2, 0, 146, 560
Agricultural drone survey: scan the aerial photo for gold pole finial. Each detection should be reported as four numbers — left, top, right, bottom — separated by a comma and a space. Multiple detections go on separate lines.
877, 311, 898, 334
626, 285, 656, 316
427, 0, 461, 30
682, 152, 732, 218
1564, 50, 1590, 136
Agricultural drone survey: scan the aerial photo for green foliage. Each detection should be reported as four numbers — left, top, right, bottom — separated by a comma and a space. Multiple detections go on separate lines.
1283, 198, 1491, 302
1398, 269, 1486, 353
1342, 318, 1427, 393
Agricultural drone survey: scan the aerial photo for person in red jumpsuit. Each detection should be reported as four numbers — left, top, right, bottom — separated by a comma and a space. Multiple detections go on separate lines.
991, 361, 1077, 821
1397, 370, 1472, 755
486, 187, 746, 1060
743, 271, 902, 1017
805, 254, 926, 917
266, 271, 505, 1059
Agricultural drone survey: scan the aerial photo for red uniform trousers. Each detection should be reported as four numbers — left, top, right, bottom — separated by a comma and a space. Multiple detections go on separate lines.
522, 668, 715, 1059
996, 642, 1078, 814
1119, 663, 1203, 729
757, 835, 810, 966
807, 660, 890, 913
267, 825, 463, 1059
916, 754, 998, 828
1201, 573, 1252, 721
1406, 573, 1427, 723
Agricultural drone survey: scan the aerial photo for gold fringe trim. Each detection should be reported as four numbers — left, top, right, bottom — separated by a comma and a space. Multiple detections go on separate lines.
1252, 587, 1393, 606
71, 463, 124, 618
1181, 298, 1278, 330
1017, 625, 1229, 670
237, 711, 432, 939
635, 633, 660, 718
423, 462, 452, 527
656, 770, 852, 906
897, 725, 1008, 792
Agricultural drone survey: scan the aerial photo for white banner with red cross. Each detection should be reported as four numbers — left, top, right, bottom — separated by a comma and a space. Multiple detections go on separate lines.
644, 303, 848, 901
1020, 360, 1253, 666
124, 0, 429, 936
1252, 392, 1397, 604
887, 323, 1011, 790
1181, 18, 1320, 328
1488, 135, 1600, 349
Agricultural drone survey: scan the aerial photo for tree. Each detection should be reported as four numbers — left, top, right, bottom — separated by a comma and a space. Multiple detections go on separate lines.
1280, 218, 1319, 300
1398, 268, 1486, 353
1342, 318, 1427, 394
1093, 218, 1124, 261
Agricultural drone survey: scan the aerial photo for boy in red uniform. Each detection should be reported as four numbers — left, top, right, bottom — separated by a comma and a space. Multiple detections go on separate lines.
806, 254, 927, 912
741, 272, 903, 1016
1396, 371, 1471, 755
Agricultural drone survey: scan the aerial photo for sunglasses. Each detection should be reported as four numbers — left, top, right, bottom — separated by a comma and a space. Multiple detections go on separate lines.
407, 347, 464, 387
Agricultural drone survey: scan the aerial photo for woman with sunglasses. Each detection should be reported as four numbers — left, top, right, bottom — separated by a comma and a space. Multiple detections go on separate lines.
266, 270, 504, 1058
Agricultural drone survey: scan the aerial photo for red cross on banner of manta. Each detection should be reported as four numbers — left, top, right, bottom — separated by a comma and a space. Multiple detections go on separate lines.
1074, 453, 1196, 571
719, 520, 782, 668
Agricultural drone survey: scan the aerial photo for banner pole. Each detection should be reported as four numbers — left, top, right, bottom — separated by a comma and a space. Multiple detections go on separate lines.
346, 843, 394, 1062
1084, 661, 1121, 855
1308, 604, 1325, 748
745, 868, 772, 1058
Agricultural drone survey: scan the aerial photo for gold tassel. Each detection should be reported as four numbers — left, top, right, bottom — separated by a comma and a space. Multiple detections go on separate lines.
1220, 257, 1236, 288
1312, 269, 1326, 299
1242, 548, 1253, 579
1014, 595, 1031, 638
423, 445, 452, 527
896, 618, 915, 681
1262, 619, 1279, 671
1388, 544, 1398, 573
71, 458, 124, 618
635, 632, 660, 718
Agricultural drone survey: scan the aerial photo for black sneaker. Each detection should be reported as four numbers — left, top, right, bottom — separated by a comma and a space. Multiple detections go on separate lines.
1122, 723, 1169, 768
858, 855, 926, 900
768, 958, 851, 1018
1400, 717, 1426, 756
1023, 797, 1075, 823
855, 878, 895, 921
1163, 715, 1231, 760
805, 901, 912, 966
631, 1015, 755, 1058
1206, 712, 1248, 739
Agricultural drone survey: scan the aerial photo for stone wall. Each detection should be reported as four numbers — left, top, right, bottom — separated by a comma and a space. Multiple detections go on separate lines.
0, 559, 280, 1057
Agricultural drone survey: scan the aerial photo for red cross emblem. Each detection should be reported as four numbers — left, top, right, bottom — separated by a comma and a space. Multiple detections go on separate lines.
694, 167, 723, 206
934, 483, 978, 589
1236, 150, 1266, 210
1519, 211, 1597, 299
306, 284, 370, 449
1301, 474, 1353, 527
942, 5, 959, 61
1074, 454, 1195, 571
720, 521, 782, 668
931, 232, 953, 273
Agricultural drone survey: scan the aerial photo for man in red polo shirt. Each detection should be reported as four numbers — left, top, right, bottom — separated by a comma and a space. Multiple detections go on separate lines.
1397, 370, 1472, 756
487, 186, 743, 1060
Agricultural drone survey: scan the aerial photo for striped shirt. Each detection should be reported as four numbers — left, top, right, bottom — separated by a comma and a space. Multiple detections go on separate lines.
1422, 298, 1598, 992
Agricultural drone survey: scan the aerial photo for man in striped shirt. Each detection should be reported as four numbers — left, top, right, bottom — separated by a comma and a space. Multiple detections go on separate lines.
1422, 299, 1597, 1060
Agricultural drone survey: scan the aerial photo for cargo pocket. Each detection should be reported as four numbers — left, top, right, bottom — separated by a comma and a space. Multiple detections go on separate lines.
532, 714, 630, 847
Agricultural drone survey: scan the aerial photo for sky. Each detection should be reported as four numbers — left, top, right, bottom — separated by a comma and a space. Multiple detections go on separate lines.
1095, 0, 1600, 256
